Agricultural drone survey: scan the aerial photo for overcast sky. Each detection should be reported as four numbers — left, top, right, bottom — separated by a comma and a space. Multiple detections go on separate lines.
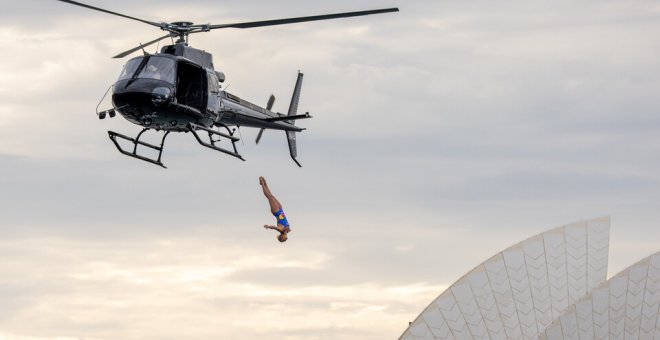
1, 0, 660, 339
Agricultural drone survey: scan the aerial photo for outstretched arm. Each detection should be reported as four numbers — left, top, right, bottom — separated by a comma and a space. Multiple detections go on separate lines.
264, 224, 278, 230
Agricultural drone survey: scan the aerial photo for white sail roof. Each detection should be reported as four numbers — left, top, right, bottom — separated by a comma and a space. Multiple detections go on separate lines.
540, 250, 660, 340
400, 217, 611, 340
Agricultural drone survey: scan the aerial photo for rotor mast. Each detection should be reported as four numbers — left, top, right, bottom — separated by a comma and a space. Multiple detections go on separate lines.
168, 22, 196, 44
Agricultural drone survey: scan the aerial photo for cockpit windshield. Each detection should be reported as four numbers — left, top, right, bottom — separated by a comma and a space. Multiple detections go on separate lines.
138, 57, 176, 83
118, 57, 143, 81
117, 56, 176, 84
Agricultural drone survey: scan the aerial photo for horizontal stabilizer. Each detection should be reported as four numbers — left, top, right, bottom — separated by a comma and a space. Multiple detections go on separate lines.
265, 112, 311, 122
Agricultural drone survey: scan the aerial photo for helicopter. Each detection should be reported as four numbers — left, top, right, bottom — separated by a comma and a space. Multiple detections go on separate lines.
55, 0, 399, 168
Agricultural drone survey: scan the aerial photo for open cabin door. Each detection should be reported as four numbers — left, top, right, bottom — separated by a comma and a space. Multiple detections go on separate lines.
176, 61, 208, 113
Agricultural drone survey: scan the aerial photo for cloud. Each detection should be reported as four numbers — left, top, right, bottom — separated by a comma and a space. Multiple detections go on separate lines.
0, 237, 442, 340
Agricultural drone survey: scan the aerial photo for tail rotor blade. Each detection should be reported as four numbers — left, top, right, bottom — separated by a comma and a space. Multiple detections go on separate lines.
255, 128, 265, 144
257, 94, 275, 144
266, 94, 275, 110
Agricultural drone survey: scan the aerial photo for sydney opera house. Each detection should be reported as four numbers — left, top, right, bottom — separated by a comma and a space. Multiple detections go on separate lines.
399, 217, 660, 340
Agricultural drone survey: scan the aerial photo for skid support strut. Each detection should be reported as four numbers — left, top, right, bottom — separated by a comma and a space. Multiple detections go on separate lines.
108, 129, 170, 168
188, 123, 245, 161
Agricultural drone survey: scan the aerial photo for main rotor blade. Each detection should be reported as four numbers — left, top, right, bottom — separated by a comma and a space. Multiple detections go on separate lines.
55, 0, 163, 29
113, 34, 172, 58
207, 8, 399, 30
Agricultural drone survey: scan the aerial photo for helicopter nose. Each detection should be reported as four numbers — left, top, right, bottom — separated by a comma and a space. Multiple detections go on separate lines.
113, 80, 174, 111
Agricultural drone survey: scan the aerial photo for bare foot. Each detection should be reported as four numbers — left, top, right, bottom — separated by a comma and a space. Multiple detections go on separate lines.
259, 176, 266, 186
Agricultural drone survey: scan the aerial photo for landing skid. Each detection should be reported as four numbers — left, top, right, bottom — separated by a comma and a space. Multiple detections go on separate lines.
107, 124, 246, 168
108, 129, 170, 168
188, 123, 245, 161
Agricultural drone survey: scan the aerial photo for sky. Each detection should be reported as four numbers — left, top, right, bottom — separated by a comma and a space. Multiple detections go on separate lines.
0, 0, 660, 339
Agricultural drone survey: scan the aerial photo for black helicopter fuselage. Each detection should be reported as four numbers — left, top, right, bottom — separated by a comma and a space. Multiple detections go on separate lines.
112, 48, 216, 132
110, 43, 304, 133
105, 44, 308, 167
113, 79, 205, 132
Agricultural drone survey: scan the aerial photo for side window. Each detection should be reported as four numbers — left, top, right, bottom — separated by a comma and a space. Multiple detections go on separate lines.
208, 73, 219, 93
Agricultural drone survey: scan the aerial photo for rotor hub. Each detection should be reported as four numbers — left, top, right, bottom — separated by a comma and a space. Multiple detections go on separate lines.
171, 21, 194, 28
165, 22, 196, 44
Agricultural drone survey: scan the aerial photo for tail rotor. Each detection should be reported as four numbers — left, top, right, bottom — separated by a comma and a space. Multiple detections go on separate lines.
255, 94, 275, 144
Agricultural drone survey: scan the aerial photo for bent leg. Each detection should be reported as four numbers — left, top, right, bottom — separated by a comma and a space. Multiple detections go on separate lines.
266, 196, 282, 214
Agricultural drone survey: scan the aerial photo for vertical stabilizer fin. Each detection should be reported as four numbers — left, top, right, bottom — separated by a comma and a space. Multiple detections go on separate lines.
287, 72, 303, 167
288, 72, 303, 117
